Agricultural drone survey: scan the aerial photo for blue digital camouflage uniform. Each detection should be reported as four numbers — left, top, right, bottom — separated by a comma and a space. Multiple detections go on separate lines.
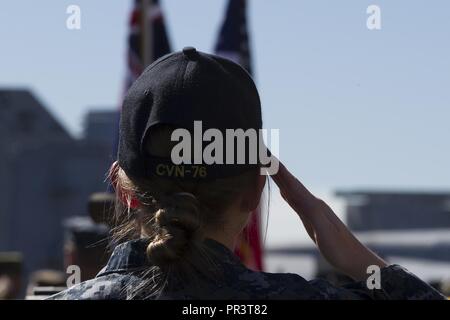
48, 238, 446, 300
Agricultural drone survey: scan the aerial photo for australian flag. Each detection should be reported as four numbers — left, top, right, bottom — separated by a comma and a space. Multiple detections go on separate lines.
126, 0, 172, 89
112, 0, 172, 164
215, 0, 264, 272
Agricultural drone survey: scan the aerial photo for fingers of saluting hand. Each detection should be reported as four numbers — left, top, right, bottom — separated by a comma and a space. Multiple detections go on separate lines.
270, 157, 319, 214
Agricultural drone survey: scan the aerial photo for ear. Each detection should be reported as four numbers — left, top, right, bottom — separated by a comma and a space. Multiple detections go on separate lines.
241, 173, 266, 212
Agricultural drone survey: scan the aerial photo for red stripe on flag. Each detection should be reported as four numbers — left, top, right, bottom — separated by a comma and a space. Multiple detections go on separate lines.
234, 209, 264, 271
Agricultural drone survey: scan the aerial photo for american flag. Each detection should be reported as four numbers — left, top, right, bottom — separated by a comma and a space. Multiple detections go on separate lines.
215, 0, 264, 271
215, 0, 252, 75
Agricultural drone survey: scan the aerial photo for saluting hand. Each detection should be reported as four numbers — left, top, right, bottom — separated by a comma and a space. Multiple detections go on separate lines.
270, 158, 387, 281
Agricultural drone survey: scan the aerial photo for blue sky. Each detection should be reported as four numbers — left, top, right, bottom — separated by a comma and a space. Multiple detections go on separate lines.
1, 1, 450, 244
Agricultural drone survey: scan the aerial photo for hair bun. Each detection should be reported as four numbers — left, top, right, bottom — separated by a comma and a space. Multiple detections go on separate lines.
146, 192, 201, 267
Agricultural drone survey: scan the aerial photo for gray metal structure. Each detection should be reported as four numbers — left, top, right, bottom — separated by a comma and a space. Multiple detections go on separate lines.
335, 191, 450, 231
0, 89, 118, 284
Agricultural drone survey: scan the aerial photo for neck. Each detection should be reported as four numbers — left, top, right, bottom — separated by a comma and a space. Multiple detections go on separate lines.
203, 229, 237, 251
203, 207, 248, 251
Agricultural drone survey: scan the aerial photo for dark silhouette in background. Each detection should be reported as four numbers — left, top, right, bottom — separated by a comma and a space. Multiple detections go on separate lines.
0, 252, 23, 299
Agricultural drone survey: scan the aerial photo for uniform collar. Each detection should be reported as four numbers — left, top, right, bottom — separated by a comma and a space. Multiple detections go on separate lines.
97, 237, 242, 277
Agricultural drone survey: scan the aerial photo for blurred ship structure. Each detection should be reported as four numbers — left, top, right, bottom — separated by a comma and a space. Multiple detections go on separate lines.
0, 88, 117, 287
338, 191, 450, 262
267, 190, 450, 285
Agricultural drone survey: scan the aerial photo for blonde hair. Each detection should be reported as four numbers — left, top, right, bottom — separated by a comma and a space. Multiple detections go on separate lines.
108, 126, 262, 297
109, 162, 258, 262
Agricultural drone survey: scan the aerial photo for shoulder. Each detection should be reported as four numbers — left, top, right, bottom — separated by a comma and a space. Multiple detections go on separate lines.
307, 265, 447, 300
231, 269, 367, 300
377, 264, 446, 300
47, 273, 138, 300
228, 269, 324, 299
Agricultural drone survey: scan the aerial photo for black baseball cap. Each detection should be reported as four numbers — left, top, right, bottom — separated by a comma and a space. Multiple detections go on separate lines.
118, 47, 264, 180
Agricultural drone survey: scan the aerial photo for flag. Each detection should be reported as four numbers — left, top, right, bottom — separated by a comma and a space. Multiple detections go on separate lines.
235, 204, 264, 271
215, 0, 252, 75
215, 0, 264, 271
125, 0, 171, 89
112, 0, 172, 165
